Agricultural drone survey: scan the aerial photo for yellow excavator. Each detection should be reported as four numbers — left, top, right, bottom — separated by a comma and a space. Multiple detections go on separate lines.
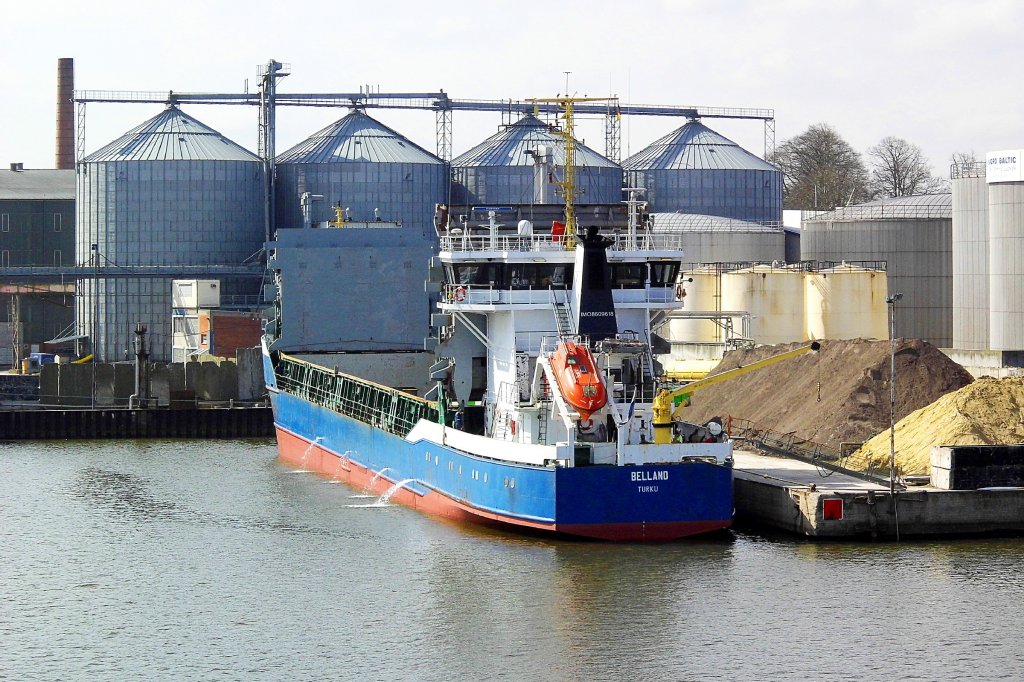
652, 341, 821, 444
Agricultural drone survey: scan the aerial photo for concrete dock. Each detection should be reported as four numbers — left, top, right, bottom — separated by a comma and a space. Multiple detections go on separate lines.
733, 450, 1024, 539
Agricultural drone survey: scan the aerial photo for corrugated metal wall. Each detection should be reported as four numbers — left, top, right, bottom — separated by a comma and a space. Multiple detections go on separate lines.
801, 217, 952, 346
672, 231, 786, 266
275, 162, 447, 238
952, 175, 989, 349
988, 181, 1024, 350
627, 168, 782, 223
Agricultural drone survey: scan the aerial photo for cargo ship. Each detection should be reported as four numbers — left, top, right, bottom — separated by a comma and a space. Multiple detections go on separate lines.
261, 99, 734, 541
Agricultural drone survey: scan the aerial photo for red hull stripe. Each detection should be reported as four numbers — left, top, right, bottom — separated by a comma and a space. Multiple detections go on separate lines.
275, 427, 727, 541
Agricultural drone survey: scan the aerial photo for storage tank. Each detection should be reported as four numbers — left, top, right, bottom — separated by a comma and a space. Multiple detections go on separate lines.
76, 105, 265, 362
623, 120, 782, 223
649, 213, 786, 264
951, 161, 989, 349
988, 163, 1024, 350
801, 194, 952, 347
669, 266, 722, 344
722, 265, 805, 344
805, 263, 888, 340
451, 114, 622, 206
275, 110, 447, 238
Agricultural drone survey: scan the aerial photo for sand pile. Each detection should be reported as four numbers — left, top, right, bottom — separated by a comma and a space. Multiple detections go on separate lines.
853, 377, 1024, 475
678, 338, 973, 449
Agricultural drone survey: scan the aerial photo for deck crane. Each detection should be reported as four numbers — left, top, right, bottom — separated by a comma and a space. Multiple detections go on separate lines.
651, 341, 821, 444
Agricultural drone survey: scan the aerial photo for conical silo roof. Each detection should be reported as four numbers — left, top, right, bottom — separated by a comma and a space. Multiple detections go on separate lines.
622, 120, 775, 171
276, 110, 442, 164
453, 114, 619, 169
84, 105, 260, 162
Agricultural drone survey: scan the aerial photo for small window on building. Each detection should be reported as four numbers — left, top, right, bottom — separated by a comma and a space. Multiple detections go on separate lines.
1, 214, 8, 232
53, 214, 62, 232
0, 250, 9, 267
53, 250, 62, 266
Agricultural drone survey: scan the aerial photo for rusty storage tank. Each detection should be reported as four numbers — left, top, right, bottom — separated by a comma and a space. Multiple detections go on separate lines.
805, 263, 889, 340
669, 266, 723, 345
721, 264, 805, 344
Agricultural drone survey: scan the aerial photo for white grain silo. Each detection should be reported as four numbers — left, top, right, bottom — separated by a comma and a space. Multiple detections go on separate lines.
952, 160, 989, 349
987, 150, 1024, 350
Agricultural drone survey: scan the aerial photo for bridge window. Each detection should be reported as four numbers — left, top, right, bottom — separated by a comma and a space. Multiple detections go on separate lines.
651, 262, 680, 287
608, 263, 646, 288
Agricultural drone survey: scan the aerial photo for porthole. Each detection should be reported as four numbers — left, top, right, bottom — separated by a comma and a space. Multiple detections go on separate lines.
510, 479, 515, 489
483, 473, 488, 483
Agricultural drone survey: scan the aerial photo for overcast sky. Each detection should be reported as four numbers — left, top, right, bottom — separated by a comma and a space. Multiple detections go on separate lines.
1, 0, 1019, 178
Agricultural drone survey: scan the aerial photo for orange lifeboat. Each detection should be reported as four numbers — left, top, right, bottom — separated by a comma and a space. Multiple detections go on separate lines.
551, 341, 607, 421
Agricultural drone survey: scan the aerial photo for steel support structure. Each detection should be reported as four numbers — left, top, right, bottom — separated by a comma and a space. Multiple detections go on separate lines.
764, 118, 776, 164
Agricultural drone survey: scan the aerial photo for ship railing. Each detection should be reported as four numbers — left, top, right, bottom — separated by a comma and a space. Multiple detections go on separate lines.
517, 332, 560, 355
275, 353, 439, 437
439, 231, 683, 253
443, 282, 679, 306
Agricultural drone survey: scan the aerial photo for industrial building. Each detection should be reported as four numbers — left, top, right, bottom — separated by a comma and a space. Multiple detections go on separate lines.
801, 194, 952, 347
0, 166, 76, 367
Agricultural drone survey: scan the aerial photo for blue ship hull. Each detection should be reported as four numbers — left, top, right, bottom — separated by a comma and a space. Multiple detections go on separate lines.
264, 347, 734, 541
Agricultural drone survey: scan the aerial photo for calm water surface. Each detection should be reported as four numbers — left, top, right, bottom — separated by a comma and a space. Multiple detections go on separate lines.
2, 439, 1022, 681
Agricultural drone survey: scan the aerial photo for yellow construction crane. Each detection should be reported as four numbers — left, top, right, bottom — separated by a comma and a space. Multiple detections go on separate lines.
651, 341, 821, 444
527, 96, 618, 249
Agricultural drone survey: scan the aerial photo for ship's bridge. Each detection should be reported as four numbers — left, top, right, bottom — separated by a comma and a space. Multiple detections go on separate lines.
437, 233, 685, 311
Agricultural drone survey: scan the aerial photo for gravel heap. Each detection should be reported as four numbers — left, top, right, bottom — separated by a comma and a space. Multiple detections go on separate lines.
677, 338, 974, 449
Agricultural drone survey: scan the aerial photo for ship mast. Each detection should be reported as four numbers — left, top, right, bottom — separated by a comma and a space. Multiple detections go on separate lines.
528, 96, 618, 249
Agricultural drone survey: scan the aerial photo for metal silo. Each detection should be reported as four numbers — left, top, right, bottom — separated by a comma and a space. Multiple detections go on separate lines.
77, 105, 265, 362
951, 161, 989, 349
988, 157, 1024, 351
623, 120, 782, 223
722, 265, 805, 345
801, 194, 952, 347
451, 114, 623, 206
275, 110, 447, 238
804, 263, 888, 341
649, 213, 786, 264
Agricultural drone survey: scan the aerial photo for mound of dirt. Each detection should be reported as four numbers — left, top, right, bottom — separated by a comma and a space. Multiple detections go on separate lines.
677, 338, 974, 449
854, 377, 1024, 475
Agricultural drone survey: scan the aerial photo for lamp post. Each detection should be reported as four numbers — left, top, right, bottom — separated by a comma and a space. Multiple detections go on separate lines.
886, 292, 903, 497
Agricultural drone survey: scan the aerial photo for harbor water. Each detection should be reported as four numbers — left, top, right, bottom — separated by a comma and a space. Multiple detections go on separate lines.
2, 439, 1023, 681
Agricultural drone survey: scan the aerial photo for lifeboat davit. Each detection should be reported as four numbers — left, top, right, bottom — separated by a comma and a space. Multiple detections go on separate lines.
551, 341, 608, 421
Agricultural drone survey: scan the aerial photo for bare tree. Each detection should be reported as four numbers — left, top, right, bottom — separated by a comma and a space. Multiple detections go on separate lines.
950, 150, 983, 179
867, 136, 947, 197
776, 123, 870, 210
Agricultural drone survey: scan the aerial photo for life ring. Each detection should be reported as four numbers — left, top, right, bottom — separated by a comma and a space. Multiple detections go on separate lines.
675, 284, 686, 300
454, 286, 466, 302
